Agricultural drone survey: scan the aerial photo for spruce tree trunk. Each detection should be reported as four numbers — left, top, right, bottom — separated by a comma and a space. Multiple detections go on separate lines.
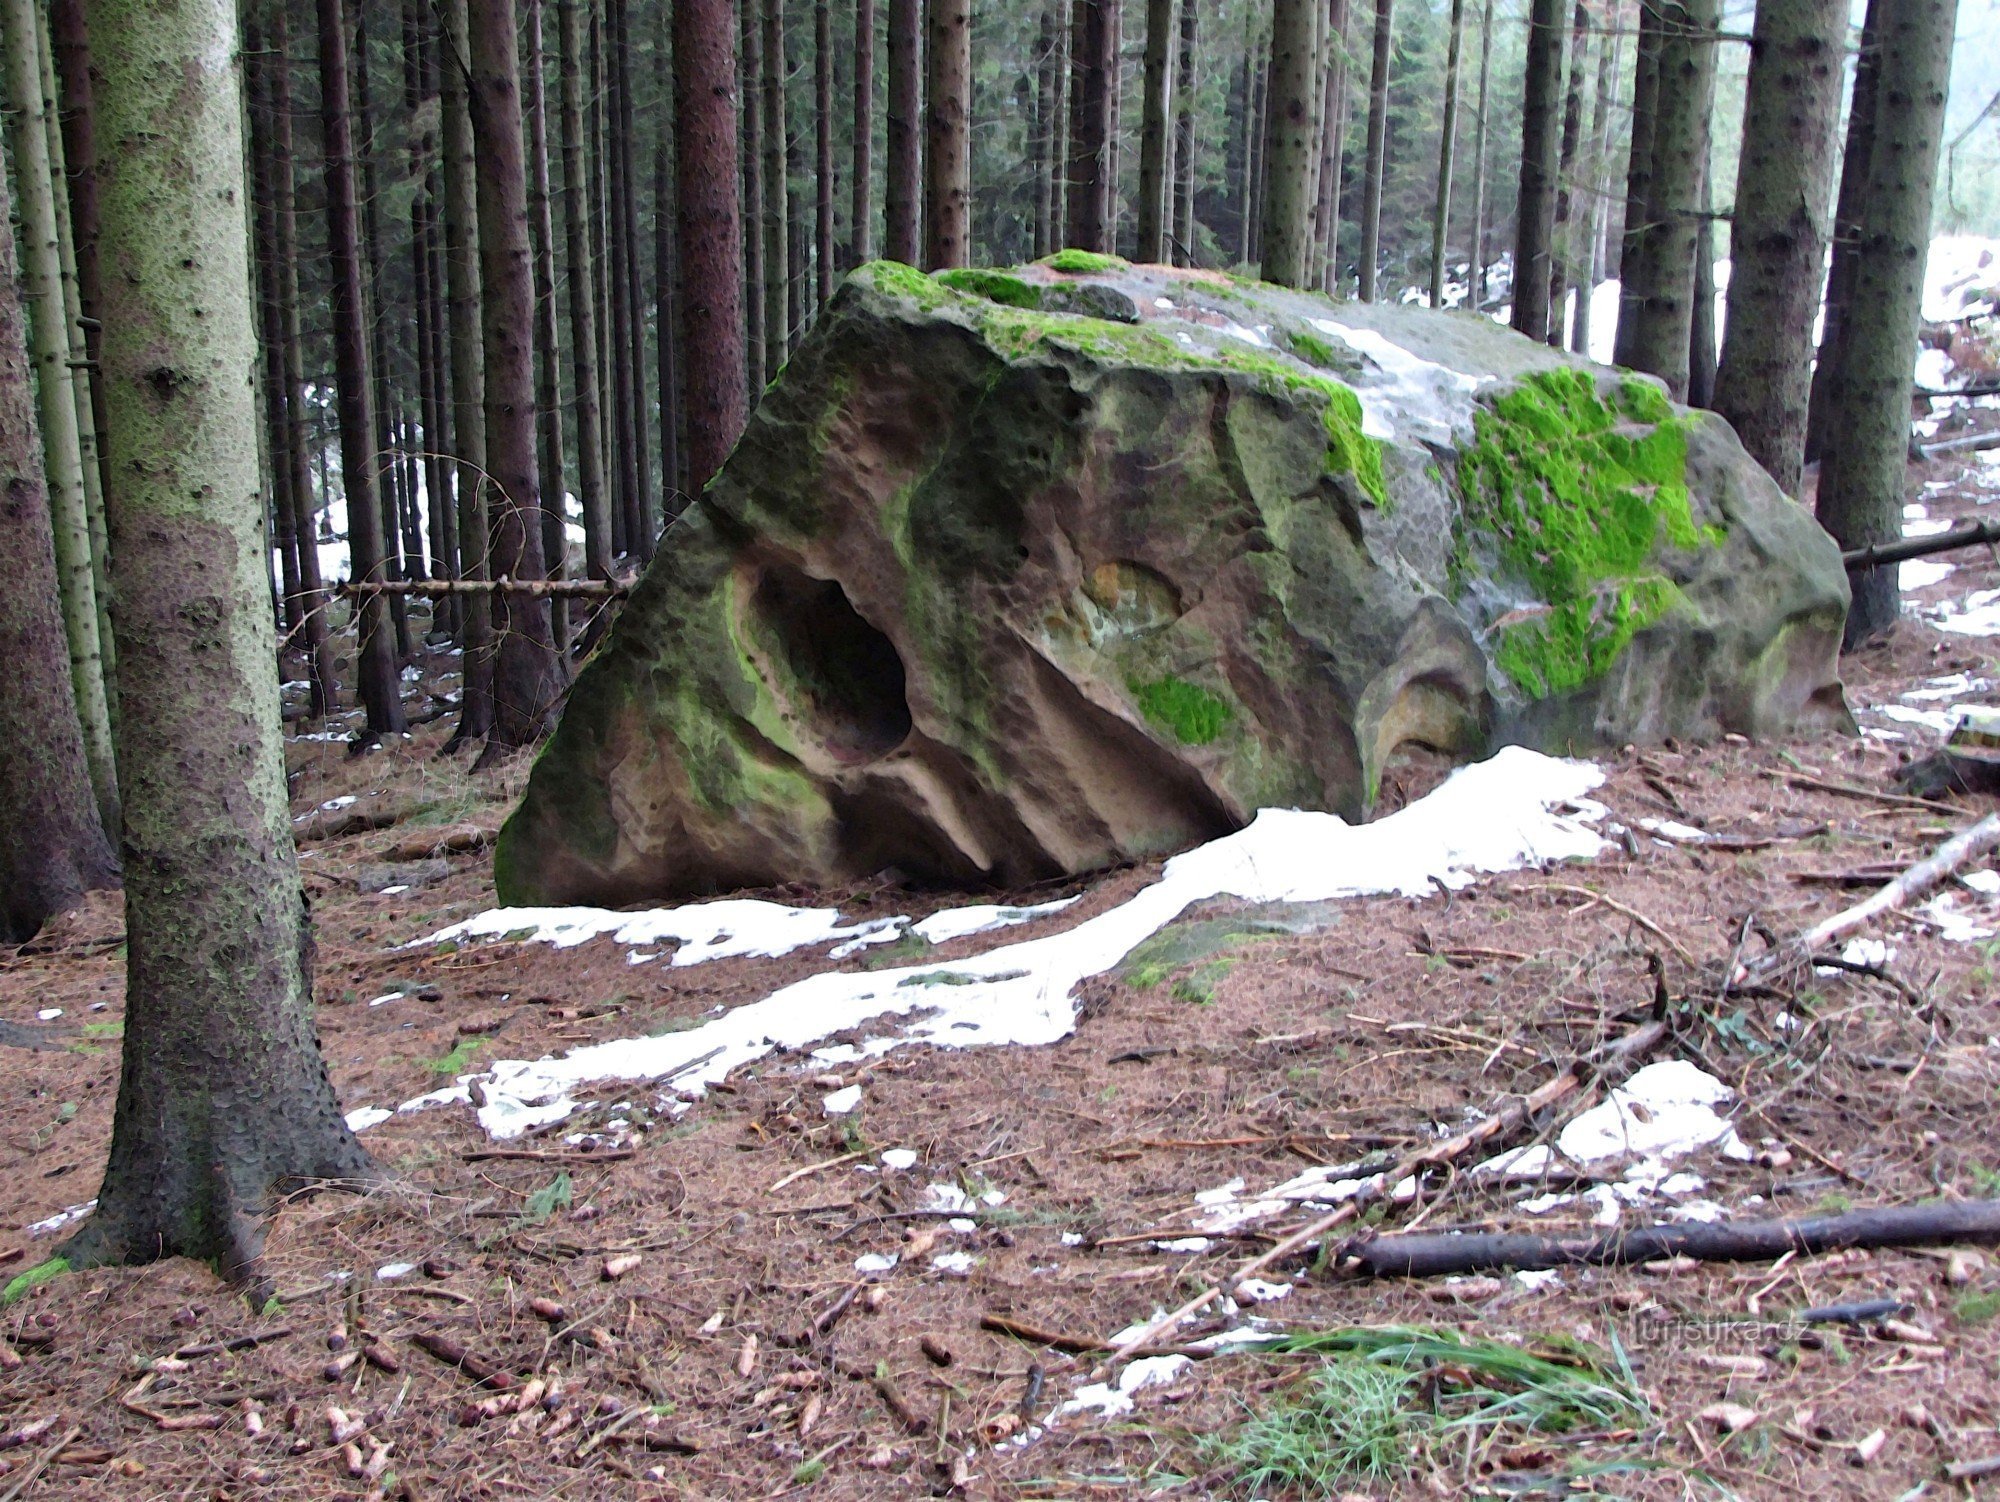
0, 153, 118, 944
37, 0, 115, 719
1816, 0, 1958, 646
467, 0, 566, 750
524, 0, 570, 651
1806, 0, 1882, 469
1571, 13, 1618, 357
1245, 35, 1267, 264
1547, 0, 1589, 344
269, 6, 338, 715
1173, 0, 1198, 264
1313, 0, 1349, 291
1613, 0, 1663, 367
319, 0, 406, 738
741, 0, 766, 388
762, 0, 790, 366
677, 0, 749, 487
1032, 5, 1056, 255
1259, 0, 1316, 286
655, 2, 683, 502
1106, 0, 1123, 248
816, 0, 835, 298
560, 0, 613, 572
441, 0, 493, 738
923, 0, 971, 267
1688, 157, 1716, 406
47, 0, 109, 505
1467, 0, 1494, 306
0, 0, 117, 832
407, 0, 456, 632
1136, 0, 1174, 262
613, 0, 651, 553
1510, 0, 1564, 339
1429, 0, 1467, 306
1623, 0, 1717, 399
851, 0, 876, 265
885, 0, 921, 260
65, 0, 376, 1287
604, 0, 642, 557
1066, 0, 1113, 251
1355, 0, 1392, 300
1049, 0, 1072, 256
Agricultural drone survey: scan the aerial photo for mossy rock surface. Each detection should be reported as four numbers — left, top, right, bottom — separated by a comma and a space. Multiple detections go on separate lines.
498, 261, 1849, 905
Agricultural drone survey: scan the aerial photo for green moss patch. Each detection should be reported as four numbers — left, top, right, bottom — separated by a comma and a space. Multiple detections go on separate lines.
1457, 368, 1721, 699
1118, 915, 1294, 992
3, 1257, 69, 1304
934, 268, 1042, 309
1043, 248, 1129, 274
858, 259, 955, 311
1287, 329, 1339, 368
1129, 675, 1233, 744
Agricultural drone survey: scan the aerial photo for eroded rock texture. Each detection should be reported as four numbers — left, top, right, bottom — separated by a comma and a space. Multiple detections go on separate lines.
498, 257, 1849, 904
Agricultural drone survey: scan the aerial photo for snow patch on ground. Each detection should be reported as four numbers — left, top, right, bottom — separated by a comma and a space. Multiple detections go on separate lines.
910, 898, 1080, 946
1902, 559, 1957, 592
389, 748, 1609, 1139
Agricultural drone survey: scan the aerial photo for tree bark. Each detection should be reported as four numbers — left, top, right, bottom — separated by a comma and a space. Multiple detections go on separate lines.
1623, 0, 1717, 399
1173, 0, 1198, 264
816, 0, 836, 296
404, 0, 451, 617
1711, 0, 1846, 493
0, 150, 118, 943
0, 0, 117, 831
850, 0, 876, 265
1467, 0, 1495, 306
467, 0, 567, 751
1355, 0, 1392, 301
1570, 12, 1618, 357
923, 0, 971, 267
655, 1, 683, 504
560, 0, 612, 573
1245, 32, 1267, 265
1312, 0, 1349, 291
1687, 156, 1717, 406
1510, 0, 1564, 339
741, 0, 766, 387
1817, 0, 1959, 646
65, 0, 377, 1287
1806, 0, 1882, 467
441, 0, 493, 738
1259, 0, 1316, 285
1136, 0, 1173, 262
524, 0, 570, 651
612, 0, 651, 554
1066, 0, 1113, 252
1429, 0, 1467, 306
1613, 0, 1664, 367
761, 0, 790, 369
267, 6, 338, 715
1032, 5, 1057, 255
678, 0, 750, 487
605, 0, 644, 558
884, 0, 923, 261
1547, 0, 1589, 343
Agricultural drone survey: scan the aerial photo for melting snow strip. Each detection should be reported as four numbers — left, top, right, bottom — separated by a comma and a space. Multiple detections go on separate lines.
384, 747, 1610, 1139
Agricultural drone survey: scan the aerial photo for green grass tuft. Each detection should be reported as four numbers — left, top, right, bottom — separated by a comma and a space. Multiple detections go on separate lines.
1955, 1290, 2000, 1325
427, 1036, 487, 1076
1204, 1357, 1419, 1491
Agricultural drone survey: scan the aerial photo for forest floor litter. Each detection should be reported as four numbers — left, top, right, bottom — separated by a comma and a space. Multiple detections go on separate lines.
4, 454, 2000, 1498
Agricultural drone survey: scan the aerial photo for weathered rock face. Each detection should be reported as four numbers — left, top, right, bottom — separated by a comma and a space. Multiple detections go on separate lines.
497, 256, 1850, 905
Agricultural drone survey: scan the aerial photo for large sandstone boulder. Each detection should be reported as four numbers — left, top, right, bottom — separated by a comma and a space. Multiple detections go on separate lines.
496, 256, 1850, 905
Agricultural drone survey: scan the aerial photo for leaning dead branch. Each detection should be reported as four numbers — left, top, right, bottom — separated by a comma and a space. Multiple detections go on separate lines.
1089, 1012, 1673, 1375
1339, 1198, 2000, 1277
1734, 812, 2000, 988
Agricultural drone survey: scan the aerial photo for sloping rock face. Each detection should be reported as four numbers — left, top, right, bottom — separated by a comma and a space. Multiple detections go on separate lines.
497, 256, 1849, 905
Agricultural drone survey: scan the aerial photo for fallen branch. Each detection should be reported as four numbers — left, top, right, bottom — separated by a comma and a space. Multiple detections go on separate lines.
334, 577, 627, 600
409, 1331, 516, 1390
1775, 769, 1961, 815
0, 1425, 77, 1502
1735, 812, 2000, 987
1918, 428, 2000, 460
1841, 517, 2000, 571
1089, 1014, 1672, 1375
1340, 1199, 2000, 1277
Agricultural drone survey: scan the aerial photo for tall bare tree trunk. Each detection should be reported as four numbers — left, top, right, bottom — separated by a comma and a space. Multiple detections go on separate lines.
1429, 0, 1467, 306
762, 0, 790, 367
1613, 0, 1663, 367
1032, 5, 1056, 255
1511, 0, 1564, 338
1805, 0, 1881, 468
560, 0, 613, 571
815, 0, 835, 297
924, 0, 970, 266
1571, 10, 1618, 356
1136, 0, 1174, 262
0, 147, 118, 943
850, 0, 876, 264
655, 2, 683, 503
406, 0, 455, 632
1355, 0, 1392, 300
467, 0, 566, 751
678, 0, 750, 486
523, 0, 569, 650
0, 0, 117, 830
741, 0, 766, 384
1816, 0, 1958, 645
1259, 0, 1315, 285
1547, 0, 1589, 343
1173, 0, 1198, 263
1687, 157, 1716, 405
1467, 0, 1494, 305
1312, 0, 1349, 291
66, 0, 377, 1289
442, 0, 492, 738
884, 0, 921, 262
1066, 0, 1114, 251
1622, 0, 1717, 398
612, 0, 651, 554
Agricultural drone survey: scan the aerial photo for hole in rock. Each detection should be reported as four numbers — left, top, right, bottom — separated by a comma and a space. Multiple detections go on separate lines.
751, 565, 913, 762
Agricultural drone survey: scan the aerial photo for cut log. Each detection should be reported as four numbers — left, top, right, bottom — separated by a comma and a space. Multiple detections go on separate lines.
1340, 1199, 2000, 1277
1841, 517, 2000, 572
